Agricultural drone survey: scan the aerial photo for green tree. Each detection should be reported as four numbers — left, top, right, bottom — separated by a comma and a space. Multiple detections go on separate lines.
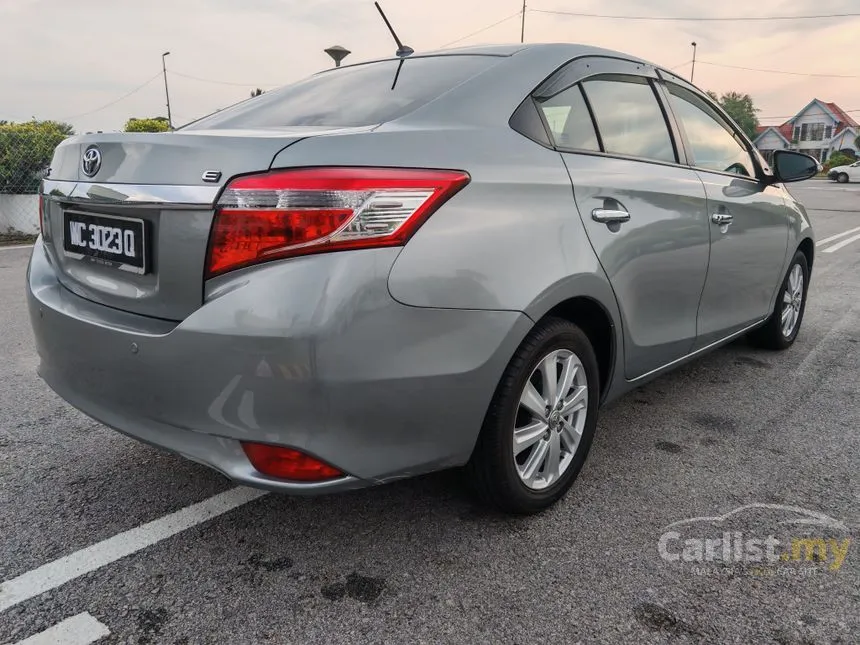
824, 152, 855, 172
123, 117, 170, 133
707, 91, 760, 140
0, 120, 74, 194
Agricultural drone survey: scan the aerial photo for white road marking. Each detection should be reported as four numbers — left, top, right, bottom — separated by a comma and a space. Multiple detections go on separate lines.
816, 226, 860, 246
0, 487, 267, 613
0, 244, 34, 251
823, 232, 860, 254
11, 612, 110, 645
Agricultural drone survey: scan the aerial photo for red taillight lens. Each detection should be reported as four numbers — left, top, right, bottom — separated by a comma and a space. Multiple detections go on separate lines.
206, 167, 470, 277
241, 442, 343, 481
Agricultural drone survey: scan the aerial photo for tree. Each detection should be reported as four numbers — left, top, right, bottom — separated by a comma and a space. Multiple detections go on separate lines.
0, 120, 75, 194
123, 117, 170, 133
707, 91, 760, 140
250, 88, 265, 98
826, 152, 855, 171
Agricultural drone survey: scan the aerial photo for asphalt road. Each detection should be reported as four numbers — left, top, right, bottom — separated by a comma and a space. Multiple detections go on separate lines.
1, 182, 858, 644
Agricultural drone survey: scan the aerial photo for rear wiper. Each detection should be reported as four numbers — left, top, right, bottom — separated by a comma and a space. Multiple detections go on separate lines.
391, 58, 405, 91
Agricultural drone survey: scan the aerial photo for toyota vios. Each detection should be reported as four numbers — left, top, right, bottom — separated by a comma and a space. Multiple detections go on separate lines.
28, 44, 817, 513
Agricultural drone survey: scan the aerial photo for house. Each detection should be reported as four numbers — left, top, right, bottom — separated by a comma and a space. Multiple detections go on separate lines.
754, 99, 858, 163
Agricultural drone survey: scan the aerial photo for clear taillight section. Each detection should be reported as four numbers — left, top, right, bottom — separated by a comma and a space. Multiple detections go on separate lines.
206, 167, 470, 277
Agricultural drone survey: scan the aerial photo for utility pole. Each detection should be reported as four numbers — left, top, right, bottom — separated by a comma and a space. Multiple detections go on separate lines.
521, 0, 526, 43
161, 52, 173, 130
690, 42, 697, 83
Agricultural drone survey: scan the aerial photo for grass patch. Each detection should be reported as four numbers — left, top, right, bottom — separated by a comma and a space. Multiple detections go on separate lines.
0, 232, 37, 246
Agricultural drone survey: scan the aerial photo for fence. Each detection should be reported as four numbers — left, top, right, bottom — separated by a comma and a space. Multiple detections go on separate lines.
0, 121, 71, 237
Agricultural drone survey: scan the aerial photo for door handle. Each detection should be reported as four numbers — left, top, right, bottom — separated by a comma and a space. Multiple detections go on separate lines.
591, 208, 631, 224
711, 213, 733, 225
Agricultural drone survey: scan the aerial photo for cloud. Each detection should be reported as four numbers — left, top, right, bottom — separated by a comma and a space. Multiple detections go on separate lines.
1, 0, 857, 132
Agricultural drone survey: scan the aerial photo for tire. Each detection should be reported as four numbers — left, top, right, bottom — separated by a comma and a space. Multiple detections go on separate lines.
467, 317, 600, 514
837, 173, 849, 184
748, 250, 809, 350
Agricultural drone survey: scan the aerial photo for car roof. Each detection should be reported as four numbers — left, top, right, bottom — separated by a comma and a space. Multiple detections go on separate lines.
327, 42, 651, 72
424, 42, 647, 62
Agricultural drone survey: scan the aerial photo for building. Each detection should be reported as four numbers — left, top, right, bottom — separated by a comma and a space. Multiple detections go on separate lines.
754, 99, 858, 163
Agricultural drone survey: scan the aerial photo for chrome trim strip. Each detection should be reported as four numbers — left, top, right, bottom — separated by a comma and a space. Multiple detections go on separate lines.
42, 180, 219, 206
628, 319, 766, 383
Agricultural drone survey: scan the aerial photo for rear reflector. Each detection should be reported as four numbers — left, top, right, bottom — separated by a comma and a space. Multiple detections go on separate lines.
38, 194, 45, 238
206, 167, 470, 277
241, 442, 344, 481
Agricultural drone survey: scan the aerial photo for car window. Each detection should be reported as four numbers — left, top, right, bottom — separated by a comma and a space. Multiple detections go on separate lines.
536, 85, 600, 151
183, 55, 500, 130
580, 76, 676, 163
667, 84, 756, 177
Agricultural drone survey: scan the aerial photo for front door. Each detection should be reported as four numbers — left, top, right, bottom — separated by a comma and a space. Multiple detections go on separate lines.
662, 83, 789, 347
535, 68, 711, 379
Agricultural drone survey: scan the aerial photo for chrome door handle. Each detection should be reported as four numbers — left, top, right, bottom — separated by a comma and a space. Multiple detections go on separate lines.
591, 208, 631, 224
711, 213, 733, 225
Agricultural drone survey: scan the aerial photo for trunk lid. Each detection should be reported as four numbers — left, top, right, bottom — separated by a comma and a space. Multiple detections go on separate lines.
42, 126, 370, 321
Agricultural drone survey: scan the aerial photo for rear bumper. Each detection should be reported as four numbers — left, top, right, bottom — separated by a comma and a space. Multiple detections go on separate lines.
27, 239, 530, 493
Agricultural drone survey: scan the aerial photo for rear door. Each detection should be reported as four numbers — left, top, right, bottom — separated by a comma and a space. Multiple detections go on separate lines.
661, 81, 789, 347
536, 59, 711, 379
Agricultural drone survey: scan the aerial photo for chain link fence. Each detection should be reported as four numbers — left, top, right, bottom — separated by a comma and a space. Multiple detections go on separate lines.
0, 121, 72, 240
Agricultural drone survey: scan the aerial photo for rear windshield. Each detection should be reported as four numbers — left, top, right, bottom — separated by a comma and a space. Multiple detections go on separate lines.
184, 55, 501, 130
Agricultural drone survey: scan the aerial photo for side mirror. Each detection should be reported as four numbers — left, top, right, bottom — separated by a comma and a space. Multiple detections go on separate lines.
771, 150, 819, 183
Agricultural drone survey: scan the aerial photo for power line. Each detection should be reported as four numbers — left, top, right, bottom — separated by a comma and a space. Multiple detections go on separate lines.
60, 73, 163, 121
530, 8, 860, 22
759, 108, 860, 120
699, 60, 860, 79
667, 60, 692, 70
168, 70, 279, 88
441, 10, 523, 48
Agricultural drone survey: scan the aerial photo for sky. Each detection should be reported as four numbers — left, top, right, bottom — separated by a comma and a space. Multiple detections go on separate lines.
1, 0, 858, 134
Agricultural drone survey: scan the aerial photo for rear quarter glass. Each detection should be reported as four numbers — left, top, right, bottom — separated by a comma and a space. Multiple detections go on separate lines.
183, 55, 503, 130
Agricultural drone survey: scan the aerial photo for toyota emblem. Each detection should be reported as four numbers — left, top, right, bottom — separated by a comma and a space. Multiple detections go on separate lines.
81, 145, 102, 177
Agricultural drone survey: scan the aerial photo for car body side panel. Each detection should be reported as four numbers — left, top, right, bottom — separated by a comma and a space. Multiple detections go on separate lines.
272, 124, 631, 400
770, 188, 814, 309
692, 174, 790, 348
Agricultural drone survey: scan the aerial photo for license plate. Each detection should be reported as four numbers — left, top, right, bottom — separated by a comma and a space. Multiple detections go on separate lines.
62, 210, 148, 274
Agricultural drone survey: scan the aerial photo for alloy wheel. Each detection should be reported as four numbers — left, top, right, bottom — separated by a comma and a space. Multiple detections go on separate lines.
781, 264, 804, 338
513, 349, 588, 490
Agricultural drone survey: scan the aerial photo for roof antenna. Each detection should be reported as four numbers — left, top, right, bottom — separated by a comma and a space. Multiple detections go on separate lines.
374, 2, 413, 58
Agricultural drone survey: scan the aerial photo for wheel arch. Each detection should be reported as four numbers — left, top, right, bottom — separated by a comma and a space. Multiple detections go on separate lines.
541, 297, 617, 400
798, 236, 815, 271
523, 275, 623, 403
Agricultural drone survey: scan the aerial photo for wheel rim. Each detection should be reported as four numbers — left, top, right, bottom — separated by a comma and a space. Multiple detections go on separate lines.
513, 349, 588, 491
781, 264, 804, 338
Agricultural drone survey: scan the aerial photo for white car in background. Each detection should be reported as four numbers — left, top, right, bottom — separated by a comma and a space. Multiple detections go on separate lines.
828, 160, 860, 183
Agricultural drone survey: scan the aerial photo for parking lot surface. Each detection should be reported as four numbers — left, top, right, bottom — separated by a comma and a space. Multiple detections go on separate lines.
1, 182, 858, 644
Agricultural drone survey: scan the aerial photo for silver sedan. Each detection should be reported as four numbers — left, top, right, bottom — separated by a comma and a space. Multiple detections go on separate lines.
28, 43, 817, 513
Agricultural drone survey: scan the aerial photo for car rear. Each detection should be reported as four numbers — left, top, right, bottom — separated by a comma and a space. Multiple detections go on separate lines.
27, 52, 534, 491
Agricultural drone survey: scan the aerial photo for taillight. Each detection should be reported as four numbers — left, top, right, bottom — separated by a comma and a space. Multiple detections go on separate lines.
241, 442, 343, 481
205, 167, 470, 277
